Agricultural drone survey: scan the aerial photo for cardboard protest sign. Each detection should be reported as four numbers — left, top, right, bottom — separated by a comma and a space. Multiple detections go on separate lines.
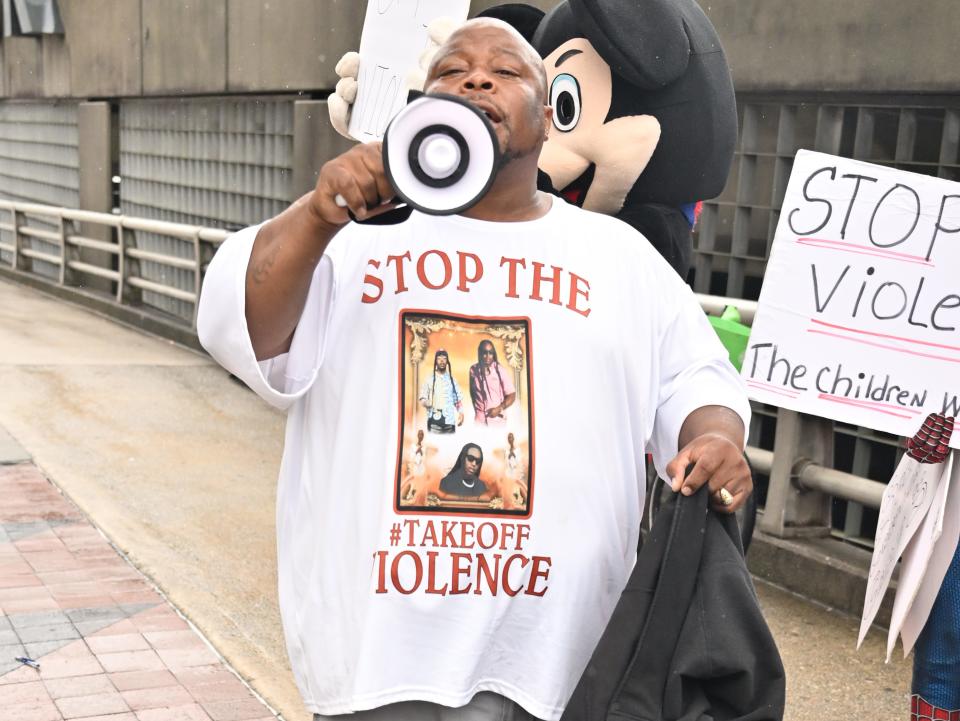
743, 150, 960, 446
897, 454, 960, 656
349, 0, 470, 142
857, 452, 951, 657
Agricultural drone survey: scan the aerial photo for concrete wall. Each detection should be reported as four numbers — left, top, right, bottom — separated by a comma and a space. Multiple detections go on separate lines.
702, 0, 960, 94
227, 0, 360, 93
57, 0, 142, 98
11, 0, 955, 100
143, 1, 226, 95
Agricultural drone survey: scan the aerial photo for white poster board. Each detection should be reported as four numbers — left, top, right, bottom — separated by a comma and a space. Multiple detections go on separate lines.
857, 454, 951, 656
349, 0, 470, 142
897, 453, 960, 656
743, 150, 960, 446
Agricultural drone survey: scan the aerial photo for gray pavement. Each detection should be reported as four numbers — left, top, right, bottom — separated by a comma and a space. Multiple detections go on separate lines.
0, 277, 913, 720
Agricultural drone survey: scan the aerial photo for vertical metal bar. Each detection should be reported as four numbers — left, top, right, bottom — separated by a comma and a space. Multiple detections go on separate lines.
842, 436, 871, 541
727, 105, 759, 298
853, 107, 876, 161
12, 208, 22, 272
115, 223, 126, 303
772, 105, 796, 210
765, 104, 797, 259
57, 213, 67, 286
693, 203, 717, 294
938, 109, 959, 180
775, 104, 797, 157
814, 106, 844, 155
1, 206, 11, 269
760, 409, 835, 538
895, 108, 917, 164
727, 204, 751, 297
191, 230, 202, 330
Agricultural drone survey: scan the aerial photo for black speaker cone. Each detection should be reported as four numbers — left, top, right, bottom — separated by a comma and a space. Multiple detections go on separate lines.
382, 93, 500, 215
409, 125, 470, 189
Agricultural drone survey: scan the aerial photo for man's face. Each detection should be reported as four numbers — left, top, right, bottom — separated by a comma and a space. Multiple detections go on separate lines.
436, 354, 448, 372
464, 449, 482, 477
481, 344, 495, 367
425, 21, 550, 161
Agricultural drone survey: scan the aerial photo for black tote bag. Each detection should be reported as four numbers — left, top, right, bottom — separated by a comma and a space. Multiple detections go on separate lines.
560, 485, 785, 721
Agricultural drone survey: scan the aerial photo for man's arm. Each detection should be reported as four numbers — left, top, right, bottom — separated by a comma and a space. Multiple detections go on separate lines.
418, 378, 431, 408
487, 392, 516, 419
665, 405, 753, 513
245, 142, 396, 360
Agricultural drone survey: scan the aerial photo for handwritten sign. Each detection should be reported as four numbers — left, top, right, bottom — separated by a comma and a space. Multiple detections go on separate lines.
349, 0, 470, 142
744, 151, 960, 446
857, 456, 948, 648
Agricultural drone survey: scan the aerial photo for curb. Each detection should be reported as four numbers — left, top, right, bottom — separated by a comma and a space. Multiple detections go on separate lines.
0, 425, 30, 466
748, 528, 896, 630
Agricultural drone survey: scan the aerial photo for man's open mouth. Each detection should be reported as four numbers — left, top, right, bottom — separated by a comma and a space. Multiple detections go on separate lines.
471, 100, 502, 124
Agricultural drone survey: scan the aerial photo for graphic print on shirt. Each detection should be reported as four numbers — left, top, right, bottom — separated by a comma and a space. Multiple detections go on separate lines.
395, 310, 534, 518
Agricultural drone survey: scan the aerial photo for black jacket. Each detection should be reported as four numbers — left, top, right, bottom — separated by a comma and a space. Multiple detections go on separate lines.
561, 486, 785, 721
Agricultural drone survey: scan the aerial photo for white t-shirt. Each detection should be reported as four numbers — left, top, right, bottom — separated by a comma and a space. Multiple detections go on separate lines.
197, 198, 750, 720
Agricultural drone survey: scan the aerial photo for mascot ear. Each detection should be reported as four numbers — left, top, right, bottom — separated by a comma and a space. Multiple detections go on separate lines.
475, 3, 546, 43
567, 0, 690, 89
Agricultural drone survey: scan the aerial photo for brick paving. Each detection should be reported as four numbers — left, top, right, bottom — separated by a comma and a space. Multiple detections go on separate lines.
0, 463, 278, 721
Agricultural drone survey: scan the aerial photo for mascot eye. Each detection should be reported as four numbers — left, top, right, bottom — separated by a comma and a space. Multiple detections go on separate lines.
549, 73, 581, 132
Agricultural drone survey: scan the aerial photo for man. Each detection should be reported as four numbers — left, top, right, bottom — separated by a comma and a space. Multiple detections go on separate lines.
419, 349, 464, 433
469, 340, 515, 425
439, 443, 487, 497
198, 18, 752, 721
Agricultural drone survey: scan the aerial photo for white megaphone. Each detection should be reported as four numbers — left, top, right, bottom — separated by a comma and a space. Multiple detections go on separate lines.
337, 93, 501, 218
384, 92, 501, 215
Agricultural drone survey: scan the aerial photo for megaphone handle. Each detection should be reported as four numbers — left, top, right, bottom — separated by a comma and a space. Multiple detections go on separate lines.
332, 193, 409, 225
334, 193, 363, 221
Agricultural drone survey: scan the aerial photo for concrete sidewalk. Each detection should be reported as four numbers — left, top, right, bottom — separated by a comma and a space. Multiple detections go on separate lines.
0, 460, 277, 721
0, 277, 914, 720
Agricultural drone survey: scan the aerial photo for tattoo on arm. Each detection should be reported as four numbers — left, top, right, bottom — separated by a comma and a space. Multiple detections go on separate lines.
251, 243, 280, 286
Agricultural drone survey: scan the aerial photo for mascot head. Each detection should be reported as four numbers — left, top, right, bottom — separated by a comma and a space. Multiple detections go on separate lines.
479, 0, 737, 275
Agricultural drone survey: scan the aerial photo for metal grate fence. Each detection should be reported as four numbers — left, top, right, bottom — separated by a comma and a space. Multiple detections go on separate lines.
119, 97, 295, 322
697, 94, 960, 546
0, 102, 79, 281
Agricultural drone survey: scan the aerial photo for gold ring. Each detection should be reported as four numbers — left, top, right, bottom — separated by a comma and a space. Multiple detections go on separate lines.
717, 488, 734, 506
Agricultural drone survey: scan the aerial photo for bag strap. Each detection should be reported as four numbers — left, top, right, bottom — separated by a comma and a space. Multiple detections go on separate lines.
608, 484, 710, 719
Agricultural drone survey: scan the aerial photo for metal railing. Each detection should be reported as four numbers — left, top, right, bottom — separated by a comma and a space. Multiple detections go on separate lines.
0, 200, 229, 328
0, 199, 892, 545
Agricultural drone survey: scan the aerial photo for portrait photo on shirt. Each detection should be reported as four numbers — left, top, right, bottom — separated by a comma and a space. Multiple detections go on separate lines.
395, 310, 534, 517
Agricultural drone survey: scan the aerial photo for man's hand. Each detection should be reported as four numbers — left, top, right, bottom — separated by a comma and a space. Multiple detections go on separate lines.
457, 412, 464, 426
666, 434, 752, 512
310, 142, 398, 228
488, 393, 516, 419
665, 405, 752, 513
486, 405, 503, 419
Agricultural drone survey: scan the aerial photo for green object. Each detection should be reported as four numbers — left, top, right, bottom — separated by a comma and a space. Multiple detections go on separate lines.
708, 305, 751, 372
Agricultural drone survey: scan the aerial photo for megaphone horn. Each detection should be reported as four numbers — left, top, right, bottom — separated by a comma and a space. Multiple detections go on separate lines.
382, 93, 501, 216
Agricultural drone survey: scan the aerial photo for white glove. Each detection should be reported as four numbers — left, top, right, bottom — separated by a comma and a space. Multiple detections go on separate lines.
406, 16, 462, 94
327, 51, 360, 139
